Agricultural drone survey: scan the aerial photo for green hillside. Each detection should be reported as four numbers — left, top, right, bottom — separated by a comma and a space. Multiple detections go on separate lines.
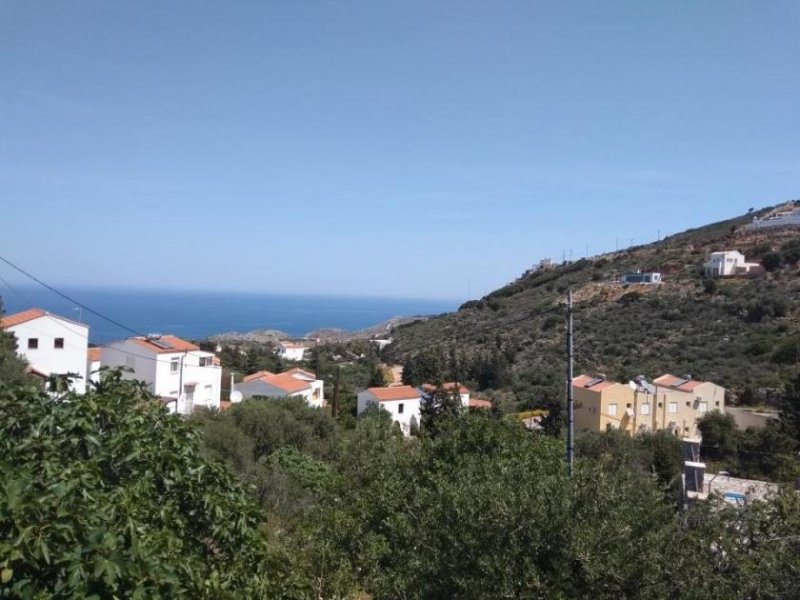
388, 201, 800, 411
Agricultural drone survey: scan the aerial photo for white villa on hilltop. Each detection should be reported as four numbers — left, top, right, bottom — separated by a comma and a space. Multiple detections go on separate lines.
703, 251, 760, 277
746, 203, 800, 230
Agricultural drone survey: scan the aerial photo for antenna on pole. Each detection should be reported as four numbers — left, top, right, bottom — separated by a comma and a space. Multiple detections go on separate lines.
566, 289, 574, 478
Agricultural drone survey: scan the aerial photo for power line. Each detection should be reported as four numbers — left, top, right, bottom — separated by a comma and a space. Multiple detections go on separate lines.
0, 254, 146, 338
0, 271, 220, 369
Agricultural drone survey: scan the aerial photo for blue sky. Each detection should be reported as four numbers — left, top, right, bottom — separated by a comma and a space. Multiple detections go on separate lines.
2, 1, 798, 301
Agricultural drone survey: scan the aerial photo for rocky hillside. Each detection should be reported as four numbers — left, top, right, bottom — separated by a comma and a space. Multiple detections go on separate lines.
388, 201, 800, 410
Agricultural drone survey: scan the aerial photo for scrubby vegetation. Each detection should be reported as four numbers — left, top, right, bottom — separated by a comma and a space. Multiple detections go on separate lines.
388, 206, 800, 412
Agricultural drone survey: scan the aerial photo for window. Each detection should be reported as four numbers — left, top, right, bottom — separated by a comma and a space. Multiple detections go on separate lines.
204, 384, 212, 398
170, 359, 180, 373
698, 401, 708, 413
27, 338, 38, 349
608, 403, 618, 416
669, 402, 678, 414
640, 403, 651, 415
398, 403, 404, 414
199, 356, 212, 367
54, 338, 64, 349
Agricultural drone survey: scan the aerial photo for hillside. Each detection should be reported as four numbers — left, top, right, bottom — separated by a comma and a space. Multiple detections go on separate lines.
388, 201, 800, 411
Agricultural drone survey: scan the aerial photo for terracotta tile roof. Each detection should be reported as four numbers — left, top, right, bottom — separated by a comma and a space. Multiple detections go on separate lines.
1, 308, 47, 328
2, 307, 88, 329
468, 398, 492, 409
88, 347, 102, 362
265, 372, 312, 393
368, 385, 420, 402
421, 382, 469, 394
285, 367, 316, 379
212, 356, 221, 366
129, 335, 200, 354
654, 374, 704, 392
244, 370, 275, 382
572, 375, 615, 391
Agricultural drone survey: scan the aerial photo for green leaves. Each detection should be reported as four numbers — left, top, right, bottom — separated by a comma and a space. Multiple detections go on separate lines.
0, 373, 309, 598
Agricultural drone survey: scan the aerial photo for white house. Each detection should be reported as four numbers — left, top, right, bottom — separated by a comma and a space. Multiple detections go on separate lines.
102, 334, 221, 415
277, 341, 310, 361
703, 251, 760, 277
1, 308, 89, 394
620, 271, 662, 284
746, 204, 800, 230
87, 347, 102, 386
357, 385, 422, 435
233, 368, 325, 408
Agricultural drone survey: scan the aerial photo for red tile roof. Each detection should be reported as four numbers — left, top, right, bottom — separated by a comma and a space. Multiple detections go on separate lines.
1, 308, 46, 328
285, 367, 316, 379
243, 370, 275, 382
368, 385, 420, 402
572, 375, 615, 391
88, 347, 102, 362
468, 398, 492, 409
2, 308, 87, 329
130, 335, 200, 354
654, 374, 704, 392
265, 372, 312, 393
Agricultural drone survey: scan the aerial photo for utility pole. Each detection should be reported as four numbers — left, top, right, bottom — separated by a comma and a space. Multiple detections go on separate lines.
332, 365, 341, 418
566, 289, 574, 478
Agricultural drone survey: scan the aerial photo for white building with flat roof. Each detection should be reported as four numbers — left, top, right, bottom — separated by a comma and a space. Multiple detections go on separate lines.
703, 251, 760, 277
1, 308, 89, 394
277, 341, 310, 361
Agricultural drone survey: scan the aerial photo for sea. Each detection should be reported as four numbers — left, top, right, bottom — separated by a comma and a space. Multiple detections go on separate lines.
1, 286, 460, 344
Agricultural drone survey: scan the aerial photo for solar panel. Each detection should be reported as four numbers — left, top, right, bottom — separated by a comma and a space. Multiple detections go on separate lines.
150, 339, 174, 350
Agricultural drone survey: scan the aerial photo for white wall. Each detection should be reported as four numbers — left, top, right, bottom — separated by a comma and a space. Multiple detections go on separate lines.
279, 345, 307, 361
705, 252, 746, 277
357, 390, 421, 436
8, 315, 89, 394
87, 358, 101, 386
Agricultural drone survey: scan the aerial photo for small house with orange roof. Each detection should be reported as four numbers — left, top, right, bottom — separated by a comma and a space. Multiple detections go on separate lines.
357, 385, 422, 435
1, 307, 89, 394
233, 367, 325, 408
102, 334, 221, 415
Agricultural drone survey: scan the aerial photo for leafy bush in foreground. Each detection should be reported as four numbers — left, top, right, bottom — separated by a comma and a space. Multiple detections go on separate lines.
0, 373, 308, 599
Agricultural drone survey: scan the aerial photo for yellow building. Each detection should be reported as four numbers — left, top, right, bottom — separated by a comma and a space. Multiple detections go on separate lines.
573, 374, 725, 437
